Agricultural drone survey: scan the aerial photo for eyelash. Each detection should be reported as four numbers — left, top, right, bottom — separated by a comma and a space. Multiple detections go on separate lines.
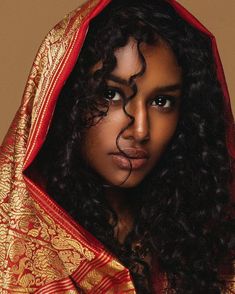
150, 95, 176, 112
103, 88, 177, 111
103, 88, 124, 103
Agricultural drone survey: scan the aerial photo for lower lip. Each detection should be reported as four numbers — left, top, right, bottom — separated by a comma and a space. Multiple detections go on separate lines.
111, 154, 148, 170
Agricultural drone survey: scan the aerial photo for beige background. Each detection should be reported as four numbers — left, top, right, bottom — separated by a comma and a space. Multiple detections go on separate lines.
0, 0, 234, 143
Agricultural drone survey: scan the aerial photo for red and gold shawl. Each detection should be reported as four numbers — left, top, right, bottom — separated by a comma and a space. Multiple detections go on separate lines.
0, 0, 234, 292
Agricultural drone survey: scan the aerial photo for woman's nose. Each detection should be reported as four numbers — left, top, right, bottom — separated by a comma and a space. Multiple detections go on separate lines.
122, 100, 150, 143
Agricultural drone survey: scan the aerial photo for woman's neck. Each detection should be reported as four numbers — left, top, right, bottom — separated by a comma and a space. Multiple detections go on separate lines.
103, 186, 136, 243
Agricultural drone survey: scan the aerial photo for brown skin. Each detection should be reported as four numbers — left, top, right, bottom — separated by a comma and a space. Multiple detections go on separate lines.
81, 38, 182, 242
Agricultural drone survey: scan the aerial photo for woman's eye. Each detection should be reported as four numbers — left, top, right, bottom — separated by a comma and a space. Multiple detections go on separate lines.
104, 89, 122, 102
151, 95, 175, 110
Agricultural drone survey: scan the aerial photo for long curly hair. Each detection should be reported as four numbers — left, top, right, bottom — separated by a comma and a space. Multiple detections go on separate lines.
33, 0, 234, 293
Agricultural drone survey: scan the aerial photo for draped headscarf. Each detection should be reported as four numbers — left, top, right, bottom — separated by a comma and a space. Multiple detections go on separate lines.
0, 0, 234, 292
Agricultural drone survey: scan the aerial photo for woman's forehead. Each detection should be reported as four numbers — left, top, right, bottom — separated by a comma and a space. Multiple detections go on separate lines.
113, 38, 142, 80
92, 37, 181, 86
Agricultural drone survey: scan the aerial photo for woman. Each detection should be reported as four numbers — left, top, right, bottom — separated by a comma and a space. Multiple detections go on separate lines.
0, 0, 234, 293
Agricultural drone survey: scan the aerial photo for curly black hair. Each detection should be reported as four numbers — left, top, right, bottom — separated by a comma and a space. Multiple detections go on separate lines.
33, 0, 234, 293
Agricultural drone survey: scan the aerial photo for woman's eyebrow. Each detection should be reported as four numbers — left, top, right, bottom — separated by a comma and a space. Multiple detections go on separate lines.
108, 74, 131, 86
153, 84, 182, 93
108, 74, 181, 92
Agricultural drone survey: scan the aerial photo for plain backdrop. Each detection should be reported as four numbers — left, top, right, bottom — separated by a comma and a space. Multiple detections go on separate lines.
0, 0, 234, 143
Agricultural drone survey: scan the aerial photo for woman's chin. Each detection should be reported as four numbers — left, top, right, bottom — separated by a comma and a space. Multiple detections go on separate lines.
104, 173, 145, 189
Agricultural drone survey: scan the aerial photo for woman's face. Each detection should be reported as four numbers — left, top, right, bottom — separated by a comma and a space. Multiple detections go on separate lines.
80, 38, 182, 188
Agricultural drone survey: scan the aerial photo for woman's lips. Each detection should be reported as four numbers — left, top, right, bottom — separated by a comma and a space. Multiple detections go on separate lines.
110, 148, 149, 170
111, 154, 148, 170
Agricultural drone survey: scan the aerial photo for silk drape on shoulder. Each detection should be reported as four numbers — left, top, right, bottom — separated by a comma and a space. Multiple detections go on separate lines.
0, 0, 234, 292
